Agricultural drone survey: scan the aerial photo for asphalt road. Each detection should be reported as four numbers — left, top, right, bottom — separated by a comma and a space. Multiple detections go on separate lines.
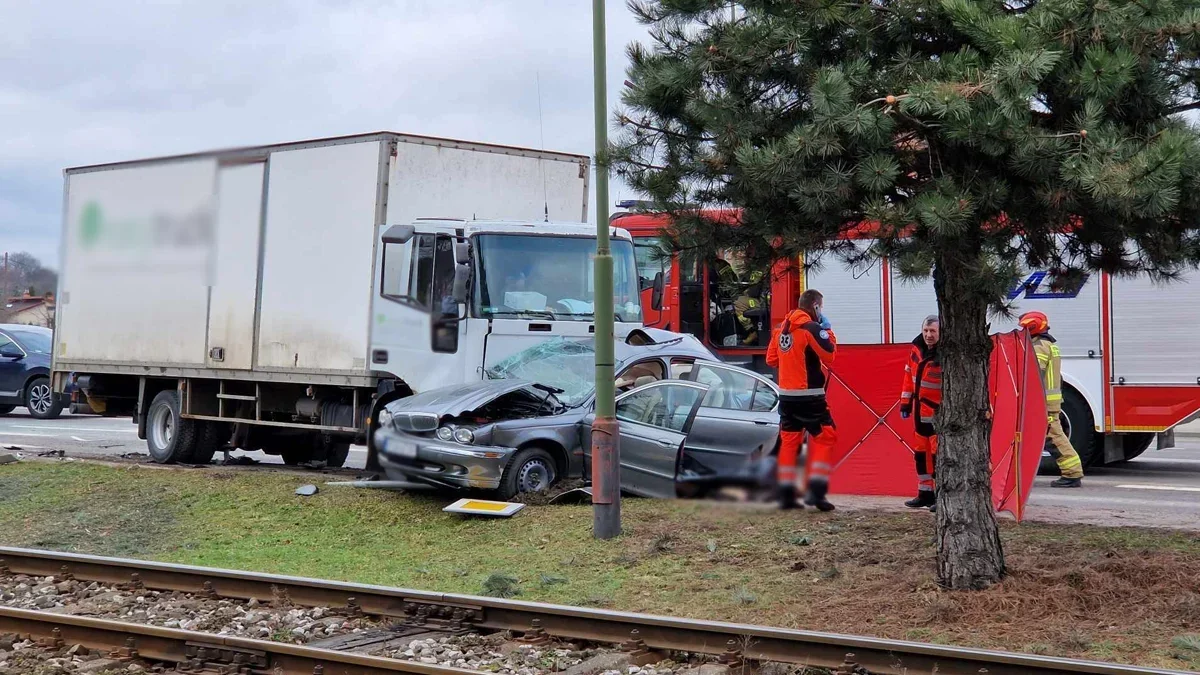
2, 410, 1199, 529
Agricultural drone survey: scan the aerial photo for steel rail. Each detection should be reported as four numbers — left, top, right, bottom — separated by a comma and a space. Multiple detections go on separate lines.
0, 547, 1188, 675
0, 605, 478, 675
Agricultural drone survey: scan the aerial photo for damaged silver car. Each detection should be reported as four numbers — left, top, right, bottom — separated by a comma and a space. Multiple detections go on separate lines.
374, 328, 782, 499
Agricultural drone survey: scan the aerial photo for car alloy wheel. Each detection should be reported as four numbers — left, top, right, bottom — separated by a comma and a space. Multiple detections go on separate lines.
28, 383, 52, 416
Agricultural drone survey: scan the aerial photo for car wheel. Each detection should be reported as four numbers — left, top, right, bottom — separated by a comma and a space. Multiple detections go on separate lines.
146, 391, 199, 464
499, 448, 558, 500
0, 405, 14, 415
25, 377, 63, 420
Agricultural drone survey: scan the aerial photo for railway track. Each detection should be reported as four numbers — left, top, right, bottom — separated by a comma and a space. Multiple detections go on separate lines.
0, 546, 1188, 675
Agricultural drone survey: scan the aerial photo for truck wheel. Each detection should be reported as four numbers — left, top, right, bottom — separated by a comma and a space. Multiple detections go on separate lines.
146, 391, 199, 464
0, 405, 14, 415
1039, 387, 1096, 475
191, 422, 228, 465
1115, 433, 1154, 464
498, 448, 557, 500
324, 442, 351, 468
26, 377, 64, 420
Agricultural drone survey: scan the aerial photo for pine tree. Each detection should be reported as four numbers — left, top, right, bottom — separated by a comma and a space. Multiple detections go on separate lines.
610, 0, 1200, 590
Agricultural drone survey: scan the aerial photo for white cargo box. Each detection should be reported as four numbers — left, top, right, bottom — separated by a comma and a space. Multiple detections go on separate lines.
55, 133, 590, 383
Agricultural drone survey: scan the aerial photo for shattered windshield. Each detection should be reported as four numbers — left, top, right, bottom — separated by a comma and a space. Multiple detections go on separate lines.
474, 235, 642, 323
485, 338, 597, 406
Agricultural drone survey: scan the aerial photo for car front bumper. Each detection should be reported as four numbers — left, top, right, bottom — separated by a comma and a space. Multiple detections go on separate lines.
375, 428, 514, 490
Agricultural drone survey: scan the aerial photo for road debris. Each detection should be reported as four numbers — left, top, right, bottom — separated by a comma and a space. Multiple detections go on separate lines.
295, 484, 319, 496
0, 454, 17, 465
36, 450, 65, 458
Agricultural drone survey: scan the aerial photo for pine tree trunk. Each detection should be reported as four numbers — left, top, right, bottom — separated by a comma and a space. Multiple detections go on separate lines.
933, 253, 1006, 590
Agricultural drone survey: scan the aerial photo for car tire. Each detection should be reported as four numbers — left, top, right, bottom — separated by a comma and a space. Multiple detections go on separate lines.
191, 422, 228, 465
498, 447, 558, 500
25, 377, 63, 420
146, 391, 199, 464
0, 405, 14, 416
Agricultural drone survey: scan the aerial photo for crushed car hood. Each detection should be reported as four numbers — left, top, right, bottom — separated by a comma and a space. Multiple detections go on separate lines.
384, 379, 538, 419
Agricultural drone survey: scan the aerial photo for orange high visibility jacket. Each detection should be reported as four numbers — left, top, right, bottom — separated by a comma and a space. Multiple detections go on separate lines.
899, 336, 942, 424
766, 309, 837, 399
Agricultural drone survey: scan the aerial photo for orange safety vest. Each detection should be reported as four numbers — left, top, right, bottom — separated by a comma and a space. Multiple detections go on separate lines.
899, 337, 943, 424
766, 309, 836, 398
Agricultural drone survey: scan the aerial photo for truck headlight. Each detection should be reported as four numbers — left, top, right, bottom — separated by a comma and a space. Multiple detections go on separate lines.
453, 427, 475, 445
437, 427, 455, 441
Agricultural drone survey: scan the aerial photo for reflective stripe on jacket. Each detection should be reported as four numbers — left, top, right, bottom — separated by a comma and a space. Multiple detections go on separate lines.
766, 309, 836, 399
1032, 334, 1063, 405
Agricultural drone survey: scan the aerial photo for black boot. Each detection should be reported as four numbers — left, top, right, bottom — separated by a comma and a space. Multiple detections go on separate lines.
904, 491, 936, 508
802, 480, 835, 512
778, 485, 804, 510
1051, 476, 1082, 488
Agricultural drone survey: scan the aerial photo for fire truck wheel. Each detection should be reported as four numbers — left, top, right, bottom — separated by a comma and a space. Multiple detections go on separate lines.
1040, 387, 1097, 475
1115, 433, 1154, 464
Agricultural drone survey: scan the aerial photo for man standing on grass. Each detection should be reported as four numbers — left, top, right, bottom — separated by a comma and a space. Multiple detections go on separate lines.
767, 289, 837, 511
899, 315, 942, 512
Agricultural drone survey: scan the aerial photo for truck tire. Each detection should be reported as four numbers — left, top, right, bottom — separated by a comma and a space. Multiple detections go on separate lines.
0, 405, 14, 415
191, 422, 228, 465
1039, 386, 1096, 475
498, 447, 557, 500
146, 391, 199, 464
1114, 433, 1154, 464
25, 377, 63, 420
324, 442, 351, 468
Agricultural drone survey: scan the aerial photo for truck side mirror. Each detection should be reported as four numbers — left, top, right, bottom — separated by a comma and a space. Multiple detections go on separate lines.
651, 271, 665, 311
381, 224, 416, 244
432, 297, 460, 354
452, 263, 470, 305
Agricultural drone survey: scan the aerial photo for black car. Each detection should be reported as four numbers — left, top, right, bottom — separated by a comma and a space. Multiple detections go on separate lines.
0, 324, 63, 419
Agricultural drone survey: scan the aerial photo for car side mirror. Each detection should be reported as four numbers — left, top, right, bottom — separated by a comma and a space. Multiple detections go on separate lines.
651, 271, 665, 311
432, 297, 461, 354
0, 347, 22, 359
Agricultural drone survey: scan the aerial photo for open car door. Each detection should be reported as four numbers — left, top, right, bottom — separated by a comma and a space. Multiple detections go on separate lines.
613, 380, 708, 498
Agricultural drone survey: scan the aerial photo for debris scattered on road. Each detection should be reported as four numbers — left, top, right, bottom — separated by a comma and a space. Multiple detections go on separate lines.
220, 455, 260, 466
443, 498, 525, 517
325, 479, 433, 491
0, 454, 18, 465
295, 484, 319, 496
36, 449, 65, 458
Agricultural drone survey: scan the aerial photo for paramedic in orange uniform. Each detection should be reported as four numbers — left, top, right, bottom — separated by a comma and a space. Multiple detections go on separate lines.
766, 289, 837, 511
899, 315, 942, 512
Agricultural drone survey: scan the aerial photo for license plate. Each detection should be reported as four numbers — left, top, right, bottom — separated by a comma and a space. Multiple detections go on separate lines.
387, 437, 419, 459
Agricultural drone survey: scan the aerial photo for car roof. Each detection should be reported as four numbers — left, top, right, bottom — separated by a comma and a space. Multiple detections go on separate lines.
0, 324, 51, 334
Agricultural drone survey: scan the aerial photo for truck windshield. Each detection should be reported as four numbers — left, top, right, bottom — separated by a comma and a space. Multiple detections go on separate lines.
474, 235, 642, 322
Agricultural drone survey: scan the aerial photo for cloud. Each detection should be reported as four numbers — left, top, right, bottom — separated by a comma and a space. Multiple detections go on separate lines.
1, 0, 652, 266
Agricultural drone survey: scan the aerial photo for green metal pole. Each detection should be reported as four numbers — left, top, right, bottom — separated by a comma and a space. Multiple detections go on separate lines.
591, 0, 621, 539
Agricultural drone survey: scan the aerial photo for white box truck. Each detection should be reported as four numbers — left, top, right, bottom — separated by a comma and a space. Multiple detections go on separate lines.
53, 132, 644, 469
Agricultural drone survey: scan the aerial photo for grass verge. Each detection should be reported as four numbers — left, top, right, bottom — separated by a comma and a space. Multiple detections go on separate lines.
1, 460, 1198, 670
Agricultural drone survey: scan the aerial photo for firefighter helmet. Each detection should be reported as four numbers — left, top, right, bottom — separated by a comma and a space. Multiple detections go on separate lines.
1018, 311, 1049, 335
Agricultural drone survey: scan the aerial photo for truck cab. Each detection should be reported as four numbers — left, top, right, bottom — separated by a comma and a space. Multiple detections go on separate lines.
371, 219, 644, 393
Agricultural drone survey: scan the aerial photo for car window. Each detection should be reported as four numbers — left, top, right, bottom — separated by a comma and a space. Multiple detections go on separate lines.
669, 358, 694, 380
616, 383, 704, 432
751, 381, 778, 412
692, 363, 759, 411
8, 329, 50, 354
615, 359, 665, 394
0, 335, 16, 354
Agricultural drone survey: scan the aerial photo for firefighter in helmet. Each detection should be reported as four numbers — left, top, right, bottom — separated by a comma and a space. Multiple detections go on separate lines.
733, 271, 766, 345
1019, 311, 1085, 487
766, 289, 837, 511
899, 315, 941, 511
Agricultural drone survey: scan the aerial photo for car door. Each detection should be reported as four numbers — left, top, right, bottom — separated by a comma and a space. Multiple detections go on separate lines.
0, 331, 26, 403
679, 361, 781, 475
614, 380, 708, 498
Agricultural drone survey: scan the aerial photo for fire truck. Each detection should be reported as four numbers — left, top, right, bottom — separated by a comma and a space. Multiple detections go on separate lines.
613, 207, 1200, 469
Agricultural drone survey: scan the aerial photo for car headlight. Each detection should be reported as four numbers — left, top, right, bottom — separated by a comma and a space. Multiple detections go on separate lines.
377, 408, 393, 428
437, 426, 455, 441
453, 427, 475, 445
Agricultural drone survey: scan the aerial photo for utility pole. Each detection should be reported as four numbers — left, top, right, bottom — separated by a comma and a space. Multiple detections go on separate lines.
591, 0, 621, 539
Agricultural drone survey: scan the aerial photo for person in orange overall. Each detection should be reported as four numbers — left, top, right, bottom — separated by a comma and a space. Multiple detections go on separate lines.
766, 289, 837, 511
899, 315, 942, 512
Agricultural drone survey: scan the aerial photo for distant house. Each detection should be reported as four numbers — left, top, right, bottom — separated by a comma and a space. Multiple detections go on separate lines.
3, 293, 55, 328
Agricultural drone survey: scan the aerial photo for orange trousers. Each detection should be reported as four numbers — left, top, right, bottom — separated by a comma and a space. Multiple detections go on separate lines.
777, 397, 837, 488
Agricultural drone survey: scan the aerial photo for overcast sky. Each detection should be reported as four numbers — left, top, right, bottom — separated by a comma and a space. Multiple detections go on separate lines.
0, 0, 652, 266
